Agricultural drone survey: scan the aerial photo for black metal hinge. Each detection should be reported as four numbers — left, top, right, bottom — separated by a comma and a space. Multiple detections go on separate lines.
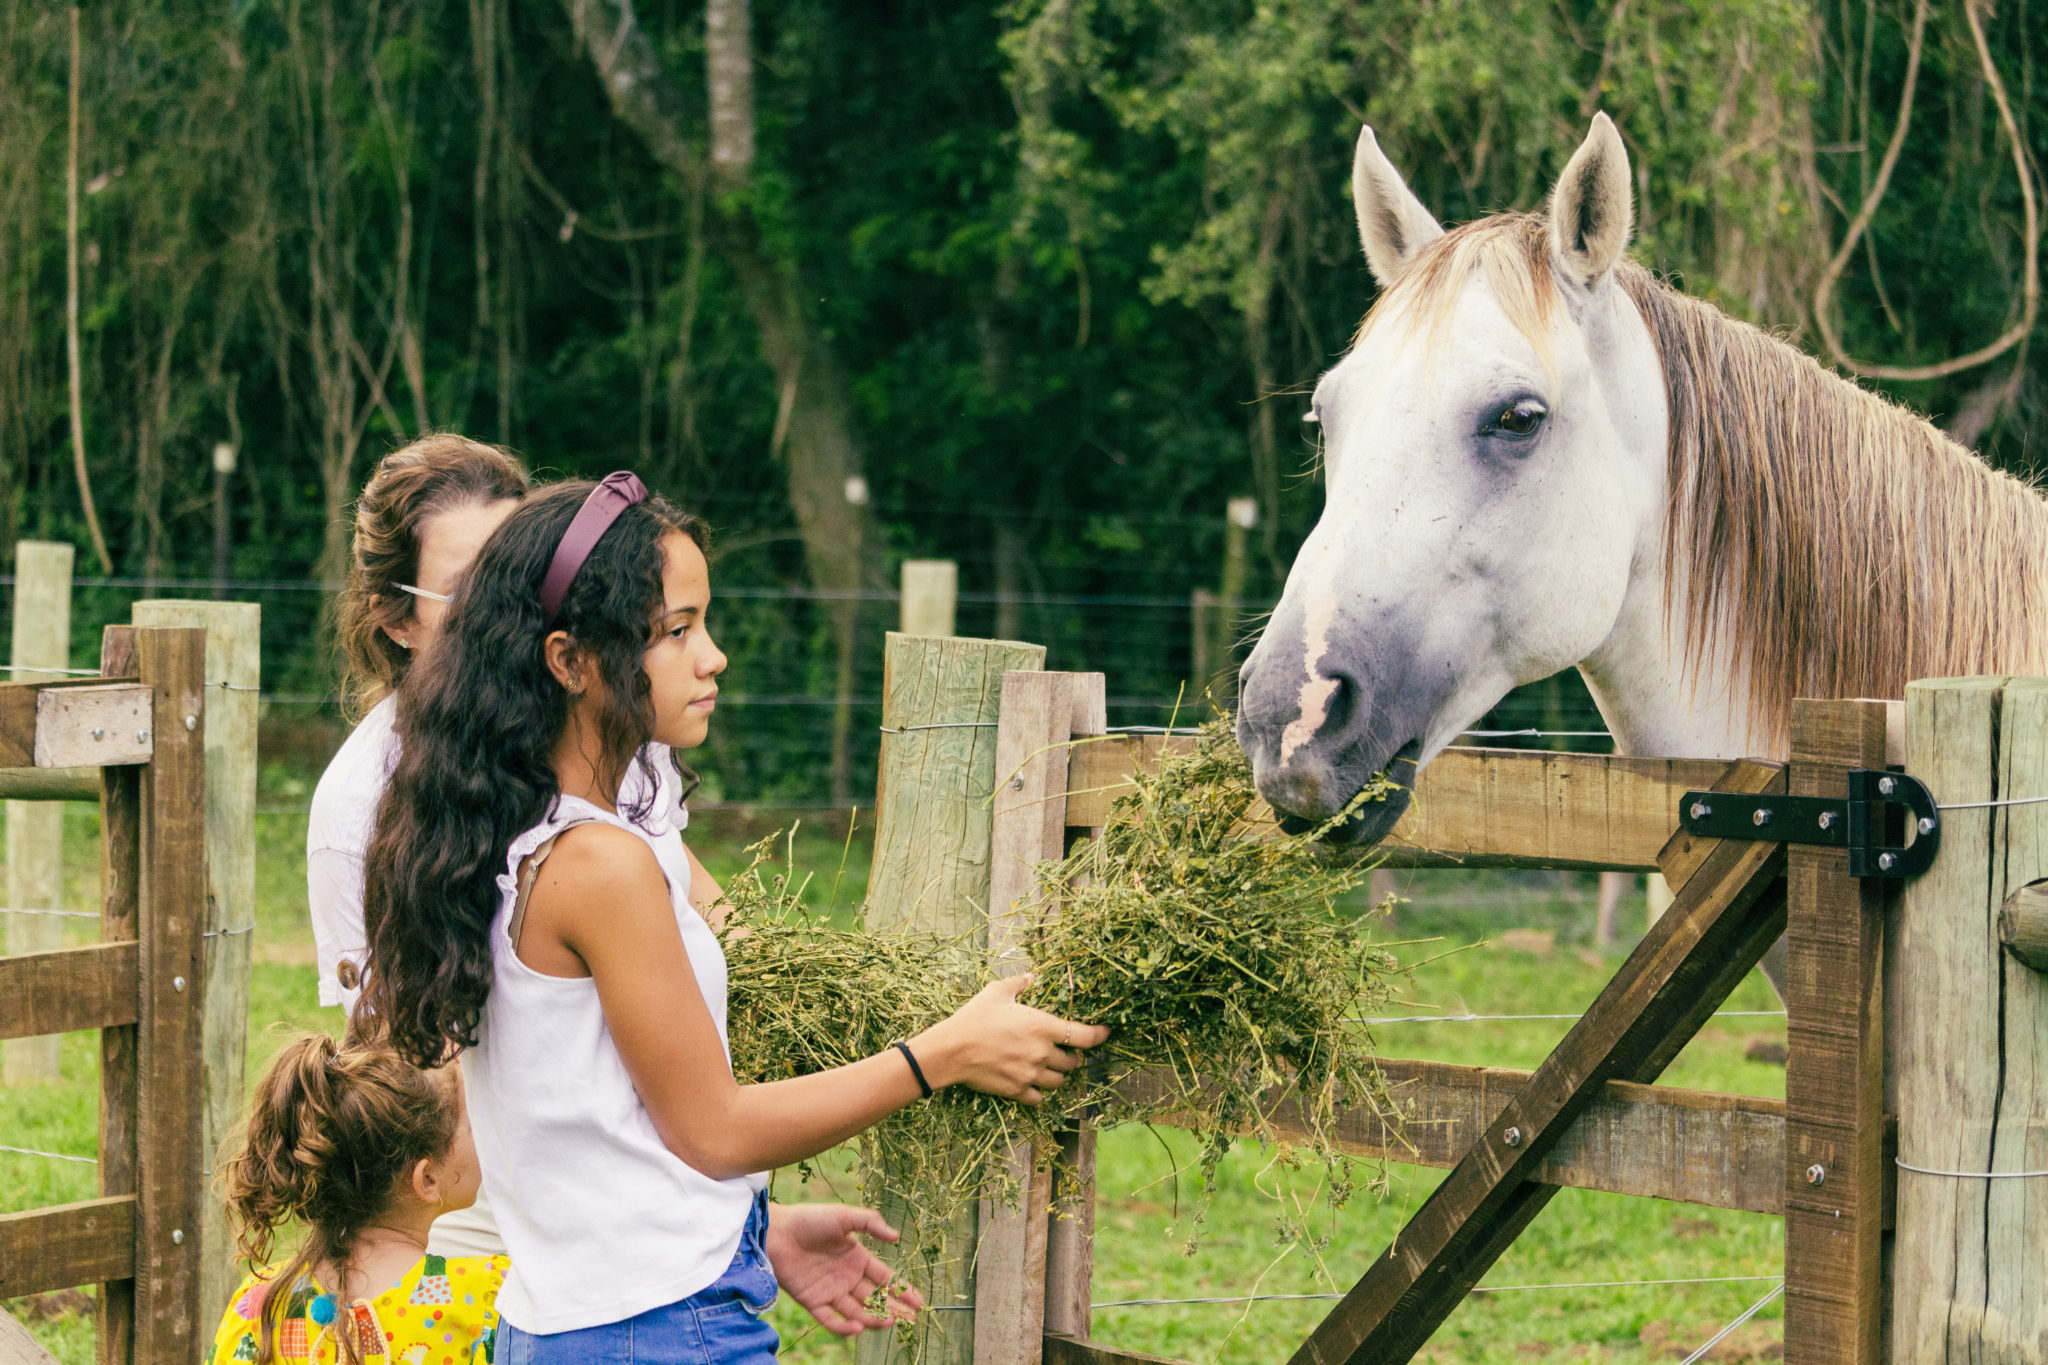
1678, 769, 1940, 879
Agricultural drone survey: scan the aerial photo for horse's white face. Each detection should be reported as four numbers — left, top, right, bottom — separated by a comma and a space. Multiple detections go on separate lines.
1238, 115, 1671, 841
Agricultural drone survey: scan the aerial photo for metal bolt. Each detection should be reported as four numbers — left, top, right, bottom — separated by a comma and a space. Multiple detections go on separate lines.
1806, 1164, 1827, 1186
1690, 801, 1711, 820
1879, 775, 1897, 796
1010, 773, 1025, 792
172, 976, 186, 992
137, 728, 150, 744
1503, 1127, 1522, 1148
1879, 852, 1896, 871
184, 714, 197, 731
1752, 808, 1772, 827
1817, 810, 1836, 831
170, 1229, 184, 1245
91, 727, 104, 741
1919, 816, 1937, 835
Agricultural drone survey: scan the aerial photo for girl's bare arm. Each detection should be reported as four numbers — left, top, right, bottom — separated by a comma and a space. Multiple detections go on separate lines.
521, 824, 1104, 1181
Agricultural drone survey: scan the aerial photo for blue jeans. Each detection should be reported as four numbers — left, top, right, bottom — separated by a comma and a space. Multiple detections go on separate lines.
505, 1191, 780, 1365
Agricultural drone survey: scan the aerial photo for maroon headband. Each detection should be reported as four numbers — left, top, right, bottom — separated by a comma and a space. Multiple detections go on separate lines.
539, 471, 649, 628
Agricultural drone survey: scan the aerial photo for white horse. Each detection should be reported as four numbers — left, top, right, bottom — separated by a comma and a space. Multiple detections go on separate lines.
1238, 114, 2048, 859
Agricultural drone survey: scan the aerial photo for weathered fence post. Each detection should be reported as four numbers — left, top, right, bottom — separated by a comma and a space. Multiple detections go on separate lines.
902, 560, 958, 638
1783, 699, 1889, 1365
132, 600, 259, 1325
5, 540, 74, 1085
131, 626, 209, 1363
862, 633, 1046, 1365
1895, 676, 2048, 1359
1042, 681, 1106, 1351
976, 670, 1106, 1365
97, 626, 139, 1365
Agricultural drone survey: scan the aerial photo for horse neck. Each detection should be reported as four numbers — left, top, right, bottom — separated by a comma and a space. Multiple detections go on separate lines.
1578, 546, 1766, 762
1587, 270, 2048, 763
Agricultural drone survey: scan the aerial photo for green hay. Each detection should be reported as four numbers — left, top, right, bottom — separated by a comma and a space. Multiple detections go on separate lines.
719, 716, 1407, 1274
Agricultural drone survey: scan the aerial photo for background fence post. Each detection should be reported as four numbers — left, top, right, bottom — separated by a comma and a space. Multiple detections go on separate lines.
131, 600, 259, 1327
901, 560, 959, 639
1894, 676, 2048, 1359
1782, 698, 1889, 1365
5, 540, 74, 1085
862, 632, 1047, 1365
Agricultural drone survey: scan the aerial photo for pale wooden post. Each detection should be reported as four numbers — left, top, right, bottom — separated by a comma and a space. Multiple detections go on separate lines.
1043, 678, 1105, 1347
1189, 589, 1218, 698
1895, 676, 2048, 1360
131, 601, 259, 1326
0, 1304, 63, 1364
861, 633, 1046, 1365
977, 671, 1105, 1365
902, 560, 958, 638
5, 541, 74, 1084
1782, 699, 1889, 1365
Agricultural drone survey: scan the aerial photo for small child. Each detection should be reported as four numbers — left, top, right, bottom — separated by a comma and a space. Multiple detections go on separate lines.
208, 1033, 506, 1365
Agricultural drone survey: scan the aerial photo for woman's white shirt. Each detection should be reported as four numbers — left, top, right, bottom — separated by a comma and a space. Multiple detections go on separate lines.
305, 694, 686, 1012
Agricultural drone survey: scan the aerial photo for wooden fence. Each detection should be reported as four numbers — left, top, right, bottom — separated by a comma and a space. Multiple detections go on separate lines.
861, 633, 2034, 1365
5, 623, 2029, 1364
0, 616, 255, 1365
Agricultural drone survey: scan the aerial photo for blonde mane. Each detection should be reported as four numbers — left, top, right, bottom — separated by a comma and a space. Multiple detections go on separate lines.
1358, 212, 2048, 747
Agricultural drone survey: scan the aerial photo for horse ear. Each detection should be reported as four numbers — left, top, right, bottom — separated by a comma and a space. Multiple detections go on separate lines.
1549, 112, 1634, 286
1353, 126, 1443, 289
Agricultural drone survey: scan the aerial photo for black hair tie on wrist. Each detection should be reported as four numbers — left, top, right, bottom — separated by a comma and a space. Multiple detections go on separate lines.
892, 1041, 933, 1100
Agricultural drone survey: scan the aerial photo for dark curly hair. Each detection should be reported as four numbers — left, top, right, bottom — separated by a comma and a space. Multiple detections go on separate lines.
359, 480, 710, 1068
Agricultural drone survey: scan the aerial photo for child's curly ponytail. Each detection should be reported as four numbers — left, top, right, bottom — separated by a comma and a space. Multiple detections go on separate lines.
217, 1034, 458, 1364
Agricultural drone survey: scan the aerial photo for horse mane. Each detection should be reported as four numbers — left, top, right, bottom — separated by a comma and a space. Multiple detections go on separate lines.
1364, 212, 2048, 749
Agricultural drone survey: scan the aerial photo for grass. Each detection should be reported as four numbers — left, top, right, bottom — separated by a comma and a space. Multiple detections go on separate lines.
2, 812, 1788, 1364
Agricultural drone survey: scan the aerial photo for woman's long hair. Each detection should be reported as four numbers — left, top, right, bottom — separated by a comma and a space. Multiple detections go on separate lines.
217, 1034, 458, 1365
334, 435, 529, 720
358, 480, 707, 1068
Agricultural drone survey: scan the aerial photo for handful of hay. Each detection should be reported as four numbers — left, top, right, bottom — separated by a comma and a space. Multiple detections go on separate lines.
719, 717, 1406, 1261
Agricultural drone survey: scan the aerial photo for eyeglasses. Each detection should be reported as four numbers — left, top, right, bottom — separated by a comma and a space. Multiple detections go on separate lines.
396, 583, 450, 604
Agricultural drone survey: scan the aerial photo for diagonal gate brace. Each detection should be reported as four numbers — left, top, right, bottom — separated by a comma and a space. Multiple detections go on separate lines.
1290, 762, 1791, 1365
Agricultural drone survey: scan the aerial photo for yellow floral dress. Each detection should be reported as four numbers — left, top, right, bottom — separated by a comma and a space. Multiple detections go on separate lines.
207, 1254, 509, 1365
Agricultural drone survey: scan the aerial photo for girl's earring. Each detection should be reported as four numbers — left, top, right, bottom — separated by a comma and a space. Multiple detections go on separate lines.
397, 638, 413, 651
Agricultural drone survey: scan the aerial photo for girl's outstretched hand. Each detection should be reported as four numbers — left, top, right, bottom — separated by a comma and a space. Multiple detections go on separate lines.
764, 1202, 925, 1335
910, 974, 1109, 1103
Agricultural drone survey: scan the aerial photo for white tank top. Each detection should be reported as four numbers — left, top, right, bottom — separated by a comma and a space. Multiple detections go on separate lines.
461, 794, 765, 1335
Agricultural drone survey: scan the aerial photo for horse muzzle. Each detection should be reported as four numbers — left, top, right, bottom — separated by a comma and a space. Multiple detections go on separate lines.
1236, 630, 1427, 847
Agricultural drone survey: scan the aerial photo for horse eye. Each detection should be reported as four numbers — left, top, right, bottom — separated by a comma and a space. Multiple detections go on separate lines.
1492, 399, 1547, 437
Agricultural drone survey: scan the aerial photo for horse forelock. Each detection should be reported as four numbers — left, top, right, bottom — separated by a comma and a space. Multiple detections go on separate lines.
1350, 214, 1561, 375
1344, 206, 2048, 751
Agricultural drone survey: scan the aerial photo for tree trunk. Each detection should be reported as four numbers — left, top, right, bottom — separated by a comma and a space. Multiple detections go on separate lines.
563, 0, 878, 805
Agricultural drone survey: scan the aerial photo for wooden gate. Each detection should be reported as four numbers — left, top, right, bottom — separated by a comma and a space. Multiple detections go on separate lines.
0, 625, 210, 1365
865, 633, 1906, 1365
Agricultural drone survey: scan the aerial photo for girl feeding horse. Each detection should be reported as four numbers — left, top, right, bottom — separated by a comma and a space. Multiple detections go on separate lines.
358, 475, 1107, 1361
306, 439, 956, 1340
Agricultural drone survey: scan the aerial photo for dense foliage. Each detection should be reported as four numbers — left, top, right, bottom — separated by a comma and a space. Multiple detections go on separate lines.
0, 0, 2041, 800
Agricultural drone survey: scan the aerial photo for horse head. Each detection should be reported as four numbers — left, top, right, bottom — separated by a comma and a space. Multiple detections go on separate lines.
1238, 114, 1674, 843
